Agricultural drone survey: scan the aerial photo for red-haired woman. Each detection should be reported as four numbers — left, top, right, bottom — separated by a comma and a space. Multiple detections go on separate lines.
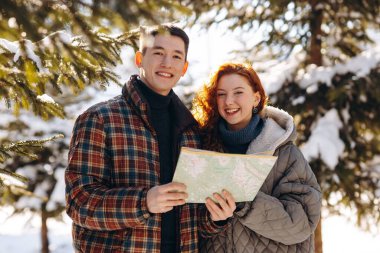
193, 62, 322, 253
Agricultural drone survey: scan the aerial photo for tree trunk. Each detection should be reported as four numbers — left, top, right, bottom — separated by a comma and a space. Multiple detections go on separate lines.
309, 0, 323, 66
309, 2, 324, 251
314, 219, 323, 253
41, 205, 50, 253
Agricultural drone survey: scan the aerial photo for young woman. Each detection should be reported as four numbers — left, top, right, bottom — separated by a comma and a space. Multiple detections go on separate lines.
192, 62, 322, 253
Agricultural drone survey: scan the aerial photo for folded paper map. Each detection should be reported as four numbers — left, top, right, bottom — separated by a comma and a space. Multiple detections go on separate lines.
172, 147, 277, 203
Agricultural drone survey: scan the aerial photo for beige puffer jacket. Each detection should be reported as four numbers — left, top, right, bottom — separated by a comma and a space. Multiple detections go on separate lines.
200, 106, 322, 253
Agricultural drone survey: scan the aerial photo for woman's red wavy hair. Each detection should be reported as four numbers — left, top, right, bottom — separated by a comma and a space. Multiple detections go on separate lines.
192, 62, 267, 150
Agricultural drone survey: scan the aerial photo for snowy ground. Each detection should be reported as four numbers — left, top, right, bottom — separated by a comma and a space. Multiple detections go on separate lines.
0, 207, 379, 253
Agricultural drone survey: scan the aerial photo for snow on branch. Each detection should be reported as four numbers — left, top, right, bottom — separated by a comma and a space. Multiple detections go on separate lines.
300, 109, 345, 169
296, 44, 380, 92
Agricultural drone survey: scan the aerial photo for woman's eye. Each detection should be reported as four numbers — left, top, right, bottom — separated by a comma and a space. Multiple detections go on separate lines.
217, 93, 226, 97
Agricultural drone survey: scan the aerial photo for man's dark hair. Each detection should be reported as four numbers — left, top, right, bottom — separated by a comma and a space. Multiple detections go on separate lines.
139, 24, 189, 60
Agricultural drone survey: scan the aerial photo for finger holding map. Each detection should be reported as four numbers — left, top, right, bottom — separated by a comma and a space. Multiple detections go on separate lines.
205, 190, 236, 221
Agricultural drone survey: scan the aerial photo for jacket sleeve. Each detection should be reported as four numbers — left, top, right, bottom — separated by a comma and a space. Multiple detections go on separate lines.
235, 144, 322, 245
65, 111, 151, 231
197, 204, 230, 238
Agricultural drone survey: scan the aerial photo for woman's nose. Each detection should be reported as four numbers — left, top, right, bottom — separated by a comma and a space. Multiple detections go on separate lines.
225, 94, 234, 105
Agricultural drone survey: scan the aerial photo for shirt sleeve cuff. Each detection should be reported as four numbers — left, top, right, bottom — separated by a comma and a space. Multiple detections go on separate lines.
140, 188, 151, 220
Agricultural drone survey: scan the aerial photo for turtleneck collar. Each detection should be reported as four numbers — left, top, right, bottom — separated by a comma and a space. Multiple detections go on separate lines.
136, 77, 172, 110
218, 114, 264, 146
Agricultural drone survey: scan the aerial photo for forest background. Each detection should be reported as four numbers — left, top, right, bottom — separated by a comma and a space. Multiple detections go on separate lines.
0, 1, 379, 252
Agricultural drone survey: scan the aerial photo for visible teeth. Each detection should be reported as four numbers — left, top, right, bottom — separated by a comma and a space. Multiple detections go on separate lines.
226, 109, 239, 113
157, 72, 172, 77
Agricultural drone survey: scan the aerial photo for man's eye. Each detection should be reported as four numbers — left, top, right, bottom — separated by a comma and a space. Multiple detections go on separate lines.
154, 52, 163, 55
173, 55, 182, 60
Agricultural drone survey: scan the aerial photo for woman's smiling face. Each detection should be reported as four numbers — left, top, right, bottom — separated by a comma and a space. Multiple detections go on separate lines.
216, 74, 261, 131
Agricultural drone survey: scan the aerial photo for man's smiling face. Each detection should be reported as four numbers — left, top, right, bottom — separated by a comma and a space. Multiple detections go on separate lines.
135, 34, 188, 96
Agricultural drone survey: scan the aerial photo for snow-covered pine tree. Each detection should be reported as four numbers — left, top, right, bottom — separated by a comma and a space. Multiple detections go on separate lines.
0, 0, 189, 193
185, 1, 380, 252
272, 48, 380, 232
0, 1, 190, 252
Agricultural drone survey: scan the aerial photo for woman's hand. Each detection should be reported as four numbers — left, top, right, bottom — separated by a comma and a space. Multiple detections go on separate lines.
205, 189, 236, 221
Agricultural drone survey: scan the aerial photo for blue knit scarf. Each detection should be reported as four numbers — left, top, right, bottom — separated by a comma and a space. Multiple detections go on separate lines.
218, 114, 264, 148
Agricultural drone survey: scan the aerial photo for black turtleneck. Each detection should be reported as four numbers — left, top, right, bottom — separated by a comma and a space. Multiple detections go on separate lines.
136, 79, 177, 253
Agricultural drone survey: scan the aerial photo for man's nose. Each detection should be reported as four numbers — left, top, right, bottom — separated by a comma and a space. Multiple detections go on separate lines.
160, 55, 172, 67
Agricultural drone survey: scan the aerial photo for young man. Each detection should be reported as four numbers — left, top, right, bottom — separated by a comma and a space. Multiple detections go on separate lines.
65, 24, 235, 253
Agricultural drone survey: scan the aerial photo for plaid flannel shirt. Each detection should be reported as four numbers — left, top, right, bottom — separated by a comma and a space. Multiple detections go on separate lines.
65, 75, 225, 253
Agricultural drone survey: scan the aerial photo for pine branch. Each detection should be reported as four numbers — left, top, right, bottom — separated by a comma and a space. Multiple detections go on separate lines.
0, 184, 49, 205
0, 134, 64, 163
0, 168, 28, 187
0, 31, 128, 119
185, 0, 380, 64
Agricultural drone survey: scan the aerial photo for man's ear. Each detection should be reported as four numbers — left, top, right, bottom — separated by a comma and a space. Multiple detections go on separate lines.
135, 51, 143, 68
182, 61, 189, 76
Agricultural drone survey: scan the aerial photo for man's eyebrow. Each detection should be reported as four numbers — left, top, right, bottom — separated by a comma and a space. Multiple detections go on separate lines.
152, 46, 185, 55
152, 46, 164, 51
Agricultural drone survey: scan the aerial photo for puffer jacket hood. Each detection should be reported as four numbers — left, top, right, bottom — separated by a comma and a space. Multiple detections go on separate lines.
247, 106, 297, 155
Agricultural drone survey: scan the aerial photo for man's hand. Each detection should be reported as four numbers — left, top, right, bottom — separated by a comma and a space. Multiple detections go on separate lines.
205, 189, 236, 221
147, 182, 188, 213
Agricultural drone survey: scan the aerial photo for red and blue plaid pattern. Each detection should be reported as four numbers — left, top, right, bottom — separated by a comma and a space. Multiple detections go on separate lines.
65, 75, 226, 252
